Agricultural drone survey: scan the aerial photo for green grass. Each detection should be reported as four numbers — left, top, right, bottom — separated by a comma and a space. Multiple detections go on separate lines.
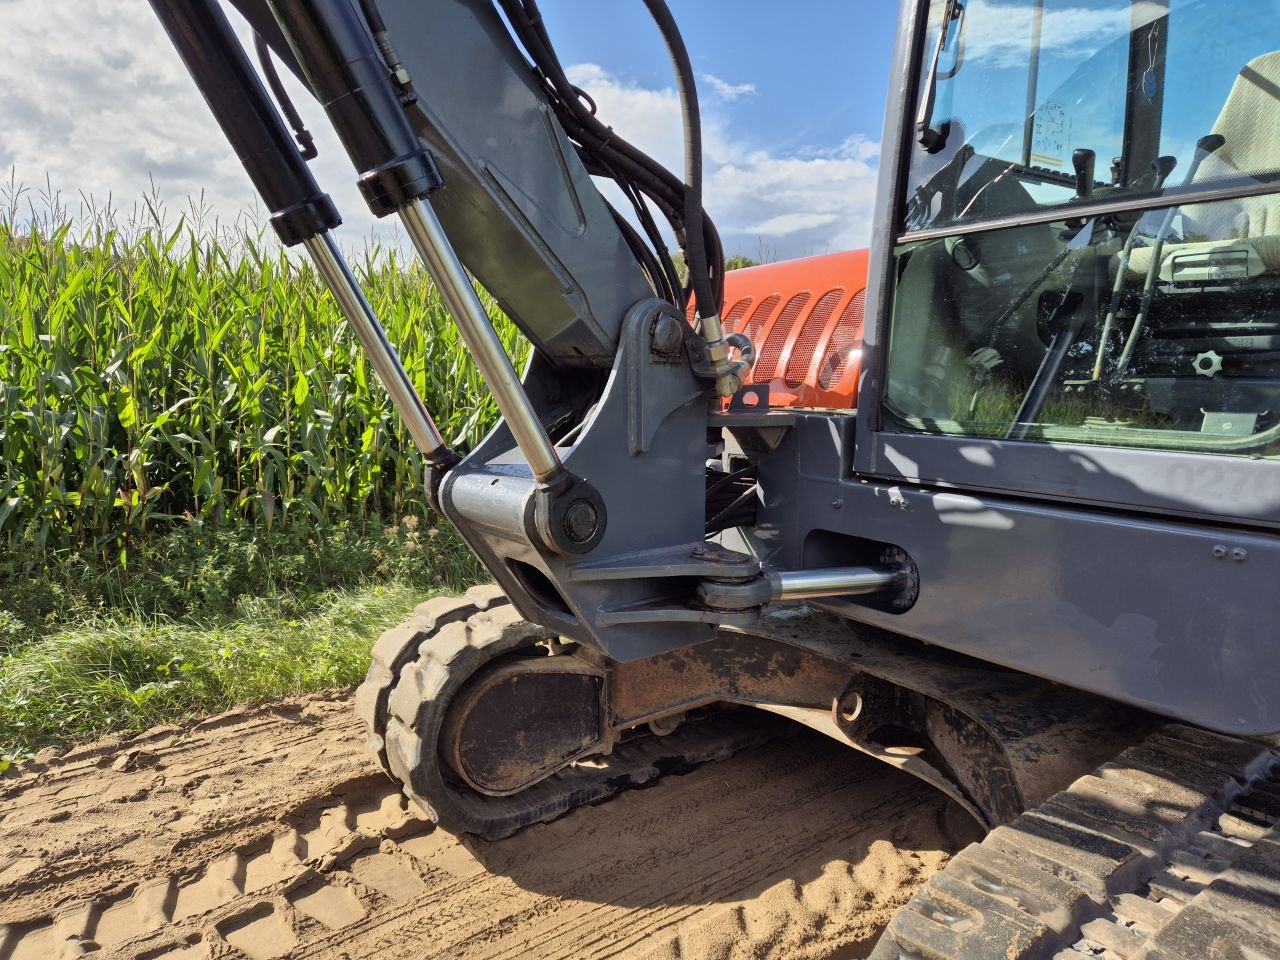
0, 518, 488, 762
0, 579, 420, 763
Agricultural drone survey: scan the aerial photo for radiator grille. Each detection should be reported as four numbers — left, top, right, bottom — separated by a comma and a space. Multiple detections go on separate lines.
817, 290, 865, 390
741, 294, 781, 346
722, 297, 754, 332
753, 292, 811, 381
784, 288, 844, 387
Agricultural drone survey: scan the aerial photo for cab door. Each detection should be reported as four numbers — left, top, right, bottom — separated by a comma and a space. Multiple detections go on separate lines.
855, 0, 1280, 529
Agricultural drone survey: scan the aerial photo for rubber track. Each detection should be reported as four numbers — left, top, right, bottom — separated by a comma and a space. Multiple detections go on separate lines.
383, 603, 786, 839
354, 584, 508, 774
870, 724, 1280, 959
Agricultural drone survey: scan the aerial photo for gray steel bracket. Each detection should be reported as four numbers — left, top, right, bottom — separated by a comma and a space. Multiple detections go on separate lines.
441, 299, 755, 661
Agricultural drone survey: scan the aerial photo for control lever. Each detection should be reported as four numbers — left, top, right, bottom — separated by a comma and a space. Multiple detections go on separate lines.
147, 0, 457, 478
1092, 154, 1178, 380
1151, 154, 1179, 189
1072, 148, 1096, 200
1114, 134, 1226, 378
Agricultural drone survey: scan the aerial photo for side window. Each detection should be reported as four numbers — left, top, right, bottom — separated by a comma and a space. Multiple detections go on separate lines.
885, 0, 1280, 459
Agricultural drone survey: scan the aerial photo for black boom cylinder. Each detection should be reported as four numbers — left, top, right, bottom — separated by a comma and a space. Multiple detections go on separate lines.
149, 0, 341, 246
266, 0, 443, 217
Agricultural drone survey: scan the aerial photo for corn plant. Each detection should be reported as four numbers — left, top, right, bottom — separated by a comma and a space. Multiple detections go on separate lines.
0, 192, 526, 563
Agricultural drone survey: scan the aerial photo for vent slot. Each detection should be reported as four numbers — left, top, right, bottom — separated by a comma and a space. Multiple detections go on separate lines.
784, 288, 844, 387
754, 292, 811, 381
722, 296, 754, 332
817, 290, 865, 390
741, 294, 781, 346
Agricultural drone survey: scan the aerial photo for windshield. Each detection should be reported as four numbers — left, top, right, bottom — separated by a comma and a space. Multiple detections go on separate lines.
906, 0, 1280, 233
884, 0, 1280, 461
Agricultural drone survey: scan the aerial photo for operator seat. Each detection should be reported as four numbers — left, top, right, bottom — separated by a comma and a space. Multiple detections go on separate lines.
1125, 50, 1280, 279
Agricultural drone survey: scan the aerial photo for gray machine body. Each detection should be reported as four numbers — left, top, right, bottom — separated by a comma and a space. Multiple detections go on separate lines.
236, 0, 1280, 735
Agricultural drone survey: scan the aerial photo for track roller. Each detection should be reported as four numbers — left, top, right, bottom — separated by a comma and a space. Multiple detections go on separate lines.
362, 594, 785, 840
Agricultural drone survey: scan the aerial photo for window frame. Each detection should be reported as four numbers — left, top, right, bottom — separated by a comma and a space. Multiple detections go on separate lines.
853, 0, 1280, 531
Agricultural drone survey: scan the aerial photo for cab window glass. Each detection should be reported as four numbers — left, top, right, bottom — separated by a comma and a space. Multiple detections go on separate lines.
907, 0, 1280, 233
886, 0, 1280, 458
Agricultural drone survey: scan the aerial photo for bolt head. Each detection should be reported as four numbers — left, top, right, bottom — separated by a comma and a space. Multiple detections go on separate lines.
651, 315, 685, 354
1213, 544, 1228, 559
563, 500, 599, 543
1232, 547, 1248, 562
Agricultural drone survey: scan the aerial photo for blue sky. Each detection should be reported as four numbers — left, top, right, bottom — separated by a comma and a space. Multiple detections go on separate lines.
0, 0, 900, 260
537, 1, 899, 160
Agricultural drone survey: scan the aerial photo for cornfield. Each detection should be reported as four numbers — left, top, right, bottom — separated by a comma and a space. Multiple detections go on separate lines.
0, 193, 524, 561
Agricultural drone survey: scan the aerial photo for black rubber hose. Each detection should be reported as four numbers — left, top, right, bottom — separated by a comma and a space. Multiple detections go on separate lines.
506, 0, 687, 203
359, 0, 415, 100
254, 32, 318, 160
640, 0, 720, 320
496, 0, 714, 311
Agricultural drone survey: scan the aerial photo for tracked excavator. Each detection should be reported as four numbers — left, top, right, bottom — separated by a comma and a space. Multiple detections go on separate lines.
144, 0, 1280, 955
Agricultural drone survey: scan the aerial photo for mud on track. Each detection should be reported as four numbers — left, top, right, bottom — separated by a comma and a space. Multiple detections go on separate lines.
0, 693, 980, 960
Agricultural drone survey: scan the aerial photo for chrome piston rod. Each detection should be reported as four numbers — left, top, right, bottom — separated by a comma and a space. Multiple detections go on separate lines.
400, 198, 565, 485
771, 566, 910, 600
304, 232, 455, 466
698, 563, 912, 610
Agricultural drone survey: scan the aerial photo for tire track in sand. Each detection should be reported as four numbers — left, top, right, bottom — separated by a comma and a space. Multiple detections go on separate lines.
0, 693, 979, 960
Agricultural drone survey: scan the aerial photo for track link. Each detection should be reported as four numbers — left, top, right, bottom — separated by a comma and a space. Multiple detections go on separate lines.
871, 724, 1280, 959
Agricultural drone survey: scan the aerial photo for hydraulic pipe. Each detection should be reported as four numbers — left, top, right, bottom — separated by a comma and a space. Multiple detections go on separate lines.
399, 199, 564, 484
149, 0, 455, 469
771, 566, 910, 601
268, 0, 565, 485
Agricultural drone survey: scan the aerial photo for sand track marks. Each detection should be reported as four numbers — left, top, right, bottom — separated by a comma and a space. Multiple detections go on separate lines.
0, 693, 975, 960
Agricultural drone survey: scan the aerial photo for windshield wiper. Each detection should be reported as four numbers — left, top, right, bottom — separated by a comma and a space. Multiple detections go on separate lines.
916, 0, 965, 154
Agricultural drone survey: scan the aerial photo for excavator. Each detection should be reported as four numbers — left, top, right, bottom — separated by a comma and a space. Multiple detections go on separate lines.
141, 0, 1280, 955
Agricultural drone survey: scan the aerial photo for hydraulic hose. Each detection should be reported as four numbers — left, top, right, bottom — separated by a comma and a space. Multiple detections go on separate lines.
640, 0, 721, 320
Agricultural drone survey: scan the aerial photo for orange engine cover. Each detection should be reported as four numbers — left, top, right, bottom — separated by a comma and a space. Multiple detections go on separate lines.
705, 249, 868, 409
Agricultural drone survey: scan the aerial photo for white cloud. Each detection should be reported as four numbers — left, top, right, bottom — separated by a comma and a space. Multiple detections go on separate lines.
0, 0, 385, 242
0, 5, 879, 262
565, 64, 880, 258
702, 73, 756, 102
960, 1, 1168, 69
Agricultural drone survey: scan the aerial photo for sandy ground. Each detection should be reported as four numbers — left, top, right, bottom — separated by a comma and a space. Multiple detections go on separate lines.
0, 693, 979, 960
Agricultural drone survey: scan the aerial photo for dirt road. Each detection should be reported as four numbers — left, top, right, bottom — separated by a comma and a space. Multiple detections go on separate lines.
0, 693, 978, 960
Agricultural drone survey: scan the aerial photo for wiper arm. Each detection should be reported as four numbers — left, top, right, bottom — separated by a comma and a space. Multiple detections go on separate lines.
916, 0, 965, 154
